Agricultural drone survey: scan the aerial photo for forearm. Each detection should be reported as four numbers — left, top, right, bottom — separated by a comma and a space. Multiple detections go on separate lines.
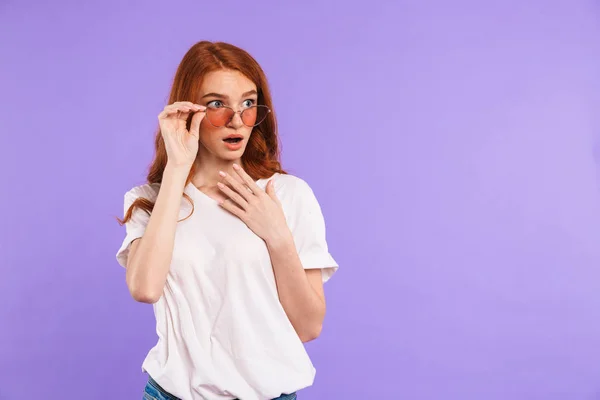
126, 162, 189, 303
266, 233, 326, 342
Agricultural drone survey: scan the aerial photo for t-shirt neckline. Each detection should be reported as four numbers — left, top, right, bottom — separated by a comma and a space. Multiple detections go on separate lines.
185, 174, 275, 206
185, 182, 221, 206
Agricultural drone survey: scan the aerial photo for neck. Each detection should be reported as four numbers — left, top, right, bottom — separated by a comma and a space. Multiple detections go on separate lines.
190, 153, 241, 189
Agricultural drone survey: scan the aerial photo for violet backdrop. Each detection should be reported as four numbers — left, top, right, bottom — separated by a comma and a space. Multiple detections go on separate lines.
1, 0, 600, 399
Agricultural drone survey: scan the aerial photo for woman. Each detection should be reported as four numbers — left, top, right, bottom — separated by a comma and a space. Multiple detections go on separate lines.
116, 41, 339, 400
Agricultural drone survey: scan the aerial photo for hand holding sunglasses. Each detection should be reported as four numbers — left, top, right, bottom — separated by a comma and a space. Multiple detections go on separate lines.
157, 101, 206, 169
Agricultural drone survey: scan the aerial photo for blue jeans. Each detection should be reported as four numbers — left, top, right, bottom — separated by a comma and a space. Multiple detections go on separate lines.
143, 375, 297, 400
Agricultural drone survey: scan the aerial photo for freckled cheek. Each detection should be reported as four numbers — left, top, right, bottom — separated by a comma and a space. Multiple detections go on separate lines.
198, 119, 220, 140
242, 127, 253, 139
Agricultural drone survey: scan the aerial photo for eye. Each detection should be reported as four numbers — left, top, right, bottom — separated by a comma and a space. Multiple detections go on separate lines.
207, 100, 224, 108
242, 99, 256, 108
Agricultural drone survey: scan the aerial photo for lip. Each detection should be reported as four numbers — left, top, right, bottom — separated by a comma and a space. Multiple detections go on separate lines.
223, 134, 244, 140
222, 135, 244, 151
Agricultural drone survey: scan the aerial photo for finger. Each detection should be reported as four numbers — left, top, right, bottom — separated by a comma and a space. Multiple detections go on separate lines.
227, 171, 253, 193
266, 180, 282, 205
228, 178, 253, 194
265, 179, 275, 196
161, 106, 200, 126
161, 103, 193, 116
219, 171, 252, 202
232, 163, 262, 194
230, 170, 249, 188
173, 101, 197, 107
219, 198, 244, 218
158, 103, 204, 119
217, 182, 248, 210
170, 101, 202, 111
189, 108, 207, 137
159, 106, 189, 120
170, 105, 194, 119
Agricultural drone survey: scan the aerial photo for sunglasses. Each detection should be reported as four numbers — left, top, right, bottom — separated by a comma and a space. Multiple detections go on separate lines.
203, 105, 271, 128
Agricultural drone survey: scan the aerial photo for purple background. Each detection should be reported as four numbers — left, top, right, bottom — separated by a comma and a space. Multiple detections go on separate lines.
2, 1, 600, 399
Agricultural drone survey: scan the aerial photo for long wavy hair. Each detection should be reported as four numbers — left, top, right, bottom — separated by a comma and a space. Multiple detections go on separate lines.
118, 41, 286, 225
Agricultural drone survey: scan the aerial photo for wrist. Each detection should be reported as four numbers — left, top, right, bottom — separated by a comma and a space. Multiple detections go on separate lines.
164, 161, 192, 179
265, 229, 295, 250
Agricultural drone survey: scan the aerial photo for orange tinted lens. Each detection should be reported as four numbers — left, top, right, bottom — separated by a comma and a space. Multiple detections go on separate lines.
207, 107, 233, 126
241, 106, 258, 126
241, 106, 269, 127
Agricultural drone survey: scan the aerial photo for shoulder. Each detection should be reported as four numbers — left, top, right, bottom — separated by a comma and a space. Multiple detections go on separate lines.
123, 182, 161, 203
272, 173, 314, 199
271, 173, 322, 212
272, 174, 329, 230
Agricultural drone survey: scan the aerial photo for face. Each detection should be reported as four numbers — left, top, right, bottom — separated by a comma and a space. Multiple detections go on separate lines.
196, 69, 259, 162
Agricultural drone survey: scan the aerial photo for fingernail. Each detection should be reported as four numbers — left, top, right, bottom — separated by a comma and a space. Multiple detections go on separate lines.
219, 171, 227, 177
232, 163, 240, 170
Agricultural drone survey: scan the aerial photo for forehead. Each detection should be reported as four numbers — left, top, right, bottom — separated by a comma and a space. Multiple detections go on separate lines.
199, 69, 257, 97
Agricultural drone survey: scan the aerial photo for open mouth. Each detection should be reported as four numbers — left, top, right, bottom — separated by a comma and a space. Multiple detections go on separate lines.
223, 137, 243, 143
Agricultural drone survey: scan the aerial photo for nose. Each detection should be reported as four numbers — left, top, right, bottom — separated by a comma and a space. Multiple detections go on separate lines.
227, 111, 244, 129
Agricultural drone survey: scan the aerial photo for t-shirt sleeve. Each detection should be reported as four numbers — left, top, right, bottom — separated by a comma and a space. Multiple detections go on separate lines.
286, 178, 339, 283
115, 185, 157, 268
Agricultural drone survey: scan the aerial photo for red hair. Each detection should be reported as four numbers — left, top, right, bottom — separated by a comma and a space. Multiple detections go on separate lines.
118, 41, 285, 225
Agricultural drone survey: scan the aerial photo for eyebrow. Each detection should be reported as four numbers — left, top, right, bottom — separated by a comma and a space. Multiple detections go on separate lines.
201, 90, 258, 99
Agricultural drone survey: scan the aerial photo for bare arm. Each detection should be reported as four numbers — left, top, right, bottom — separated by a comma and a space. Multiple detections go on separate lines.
217, 167, 330, 342
266, 234, 326, 343
125, 163, 189, 303
125, 101, 205, 303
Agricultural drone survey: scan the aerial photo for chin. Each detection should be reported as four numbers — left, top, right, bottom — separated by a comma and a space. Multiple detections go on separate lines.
220, 149, 245, 160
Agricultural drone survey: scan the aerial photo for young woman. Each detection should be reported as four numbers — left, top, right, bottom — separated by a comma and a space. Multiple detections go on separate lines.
116, 41, 339, 400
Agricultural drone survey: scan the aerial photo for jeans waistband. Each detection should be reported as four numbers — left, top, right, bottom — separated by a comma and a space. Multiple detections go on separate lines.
148, 375, 296, 400
148, 375, 181, 400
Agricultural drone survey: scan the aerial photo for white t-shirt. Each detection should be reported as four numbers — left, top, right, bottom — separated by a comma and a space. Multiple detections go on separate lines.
116, 173, 338, 400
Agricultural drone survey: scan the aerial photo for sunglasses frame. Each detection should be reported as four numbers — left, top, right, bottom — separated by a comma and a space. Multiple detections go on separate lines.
204, 104, 271, 128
